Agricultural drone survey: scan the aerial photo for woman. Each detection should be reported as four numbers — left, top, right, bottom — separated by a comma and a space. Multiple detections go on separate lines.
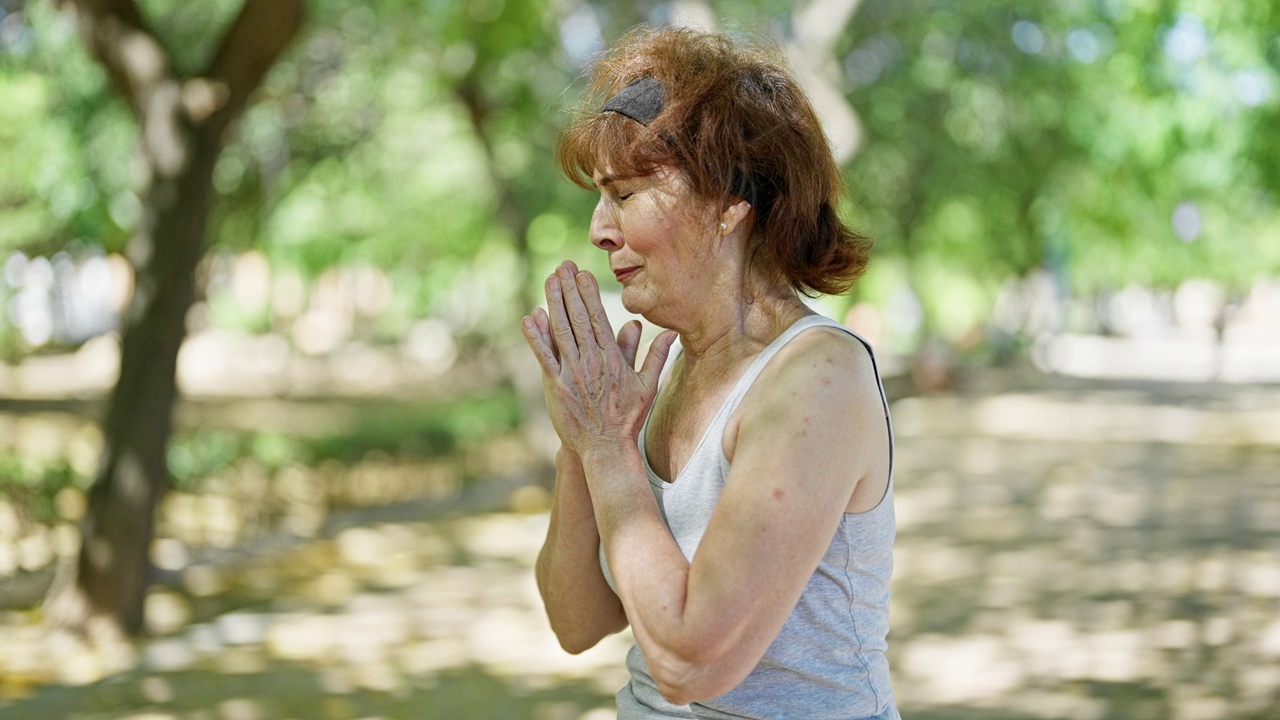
520, 27, 898, 720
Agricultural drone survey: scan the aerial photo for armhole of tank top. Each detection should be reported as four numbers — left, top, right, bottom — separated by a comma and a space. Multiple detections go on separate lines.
838, 326, 895, 516
718, 316, 895, 517
711, 315, 890, 489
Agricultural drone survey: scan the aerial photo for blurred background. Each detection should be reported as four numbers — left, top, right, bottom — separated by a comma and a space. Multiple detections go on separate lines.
1, 0, 1278, 718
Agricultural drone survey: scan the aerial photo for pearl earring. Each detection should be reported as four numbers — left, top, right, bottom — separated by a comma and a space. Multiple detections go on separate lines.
720, 222, 728, 232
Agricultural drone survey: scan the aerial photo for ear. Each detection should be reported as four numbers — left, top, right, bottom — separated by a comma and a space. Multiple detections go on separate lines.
719, 197, 752, 236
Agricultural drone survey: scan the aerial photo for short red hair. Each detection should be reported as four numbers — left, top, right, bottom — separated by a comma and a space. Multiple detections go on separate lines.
557, 26, 871, 296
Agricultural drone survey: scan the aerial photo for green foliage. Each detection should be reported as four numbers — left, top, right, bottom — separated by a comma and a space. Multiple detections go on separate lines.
844, 0, 1280, 313
1, 0, 1277, 354
301, 390, 522, 464
166, 391, 521, 490
0, 452, 88, 524
167, 429, 257, 491
0, 4, 133, 256
136, 0, 243, 76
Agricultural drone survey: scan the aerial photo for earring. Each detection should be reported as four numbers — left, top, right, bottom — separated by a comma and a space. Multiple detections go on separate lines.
720, 222, 728, 232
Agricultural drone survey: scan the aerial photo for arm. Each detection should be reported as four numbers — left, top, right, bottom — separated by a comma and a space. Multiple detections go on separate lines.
582, 330, 884, 704
521, 261, 653, 654
525, 263, 882, 703
534, 445, 627, 653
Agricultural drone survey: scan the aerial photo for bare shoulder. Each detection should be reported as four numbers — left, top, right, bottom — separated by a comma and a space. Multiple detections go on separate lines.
744, 323, 880, 418
725, 322, 884, 464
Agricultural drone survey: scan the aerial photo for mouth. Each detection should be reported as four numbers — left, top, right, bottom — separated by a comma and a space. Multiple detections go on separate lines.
612, 266, 640, 283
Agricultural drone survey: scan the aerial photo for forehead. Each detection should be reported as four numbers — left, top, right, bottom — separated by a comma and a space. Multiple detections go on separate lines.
591, 165, 678, 189
591, 168, 621, 187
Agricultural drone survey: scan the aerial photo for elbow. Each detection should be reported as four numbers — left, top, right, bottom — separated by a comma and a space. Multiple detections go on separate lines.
655, 678, 704, 707
543, 602, 627, 655
647, 642, 743, 706
557, 636, 594, 656
550, 621, 600, 655
652, 667, 733, 706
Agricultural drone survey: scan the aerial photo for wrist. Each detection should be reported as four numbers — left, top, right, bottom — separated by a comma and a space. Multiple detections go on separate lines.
579, 437, 642, 477
556, 445, 579, 465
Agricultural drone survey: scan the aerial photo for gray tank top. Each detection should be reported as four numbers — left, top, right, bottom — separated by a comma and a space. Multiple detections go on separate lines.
600, 314, 898, 720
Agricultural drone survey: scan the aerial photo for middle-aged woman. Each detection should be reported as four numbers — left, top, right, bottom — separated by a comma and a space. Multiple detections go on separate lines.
520, 27, 898, 720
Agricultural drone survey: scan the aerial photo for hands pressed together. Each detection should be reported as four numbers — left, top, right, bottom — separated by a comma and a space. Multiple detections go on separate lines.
521, 261, 677, 462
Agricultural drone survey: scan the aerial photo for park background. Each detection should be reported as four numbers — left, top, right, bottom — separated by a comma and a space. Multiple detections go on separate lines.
1, 0, 1279, 718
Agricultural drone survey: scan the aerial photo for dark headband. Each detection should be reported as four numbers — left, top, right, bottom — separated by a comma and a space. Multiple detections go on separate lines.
601, 76, 665, 125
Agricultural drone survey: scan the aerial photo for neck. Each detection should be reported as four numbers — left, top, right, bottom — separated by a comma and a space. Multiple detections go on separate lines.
672, 280, 809, 368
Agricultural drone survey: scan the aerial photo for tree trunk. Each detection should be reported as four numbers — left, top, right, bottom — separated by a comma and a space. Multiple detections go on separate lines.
45, 0, 304, 637
46, 131, 220, 634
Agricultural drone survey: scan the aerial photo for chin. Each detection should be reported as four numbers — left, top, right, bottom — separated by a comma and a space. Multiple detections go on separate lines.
621, 289, 667, 326
619, 286, 650, 315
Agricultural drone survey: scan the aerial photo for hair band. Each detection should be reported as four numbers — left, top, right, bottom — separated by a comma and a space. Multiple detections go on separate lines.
601, 76, 665, 126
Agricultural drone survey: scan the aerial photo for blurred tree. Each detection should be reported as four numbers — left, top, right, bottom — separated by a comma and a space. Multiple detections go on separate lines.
0, 4, 1275, 603
42, 0, 305, 636
439, 0, 568, 313
841, 0, 1280, 363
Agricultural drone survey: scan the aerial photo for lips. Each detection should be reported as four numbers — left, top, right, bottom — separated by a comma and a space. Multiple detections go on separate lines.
613, 266, 640, 283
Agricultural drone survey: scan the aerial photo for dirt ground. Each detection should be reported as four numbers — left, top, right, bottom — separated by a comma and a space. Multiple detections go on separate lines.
1, 379, 1278, 720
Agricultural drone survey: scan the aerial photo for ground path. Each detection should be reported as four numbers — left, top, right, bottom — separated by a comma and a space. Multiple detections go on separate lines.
1, 379, 1278, 719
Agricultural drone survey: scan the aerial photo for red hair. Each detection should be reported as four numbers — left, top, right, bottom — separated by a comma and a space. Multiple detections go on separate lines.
557, 27, 871, 296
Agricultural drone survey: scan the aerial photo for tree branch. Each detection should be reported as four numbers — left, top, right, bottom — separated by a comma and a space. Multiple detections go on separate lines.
57, 0, 175, 118
204, 0, 307, 134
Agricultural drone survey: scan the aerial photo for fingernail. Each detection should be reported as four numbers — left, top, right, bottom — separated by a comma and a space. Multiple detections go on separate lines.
521, 317, 533, 329
576, 272, 589, 286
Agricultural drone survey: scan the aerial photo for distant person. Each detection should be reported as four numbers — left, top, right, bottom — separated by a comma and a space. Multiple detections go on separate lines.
521, 26, 898, 720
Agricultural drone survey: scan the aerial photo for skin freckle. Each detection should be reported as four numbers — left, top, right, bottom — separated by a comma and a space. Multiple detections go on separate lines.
773, 488, 785, 500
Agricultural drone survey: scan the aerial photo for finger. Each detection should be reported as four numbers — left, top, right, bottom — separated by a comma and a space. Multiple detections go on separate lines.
617, 320, 641, 369
561, 259, 580, 275
574, 271, 617, 350
557, 265, 598, 355
533, 308, 558, 362
639, 331, 678, 391
545, 274, 580, 363
521, 315, 559, 376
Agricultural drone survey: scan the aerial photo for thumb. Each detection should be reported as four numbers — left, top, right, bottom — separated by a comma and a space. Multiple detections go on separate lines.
638, 330, 678, 391
617, 320, 642, 369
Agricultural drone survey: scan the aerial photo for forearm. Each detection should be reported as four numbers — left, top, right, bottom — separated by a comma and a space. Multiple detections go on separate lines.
581, 444, 733, 701
536, 447, 627, 653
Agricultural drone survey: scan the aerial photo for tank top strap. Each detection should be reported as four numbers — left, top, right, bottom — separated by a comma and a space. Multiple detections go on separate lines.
717, 314, 895, 482
719, 314, 848, 418
640, 314, 896, 483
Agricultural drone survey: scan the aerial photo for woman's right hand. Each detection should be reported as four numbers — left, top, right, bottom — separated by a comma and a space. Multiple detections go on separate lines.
521, 260, 646, 447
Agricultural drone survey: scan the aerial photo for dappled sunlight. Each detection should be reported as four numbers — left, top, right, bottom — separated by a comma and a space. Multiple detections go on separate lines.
1, 388, 1278, 717
887, 390, 1280, 718
2, 0, 1276, 717
1, 180, 1277, 715
3, 510, 624, 718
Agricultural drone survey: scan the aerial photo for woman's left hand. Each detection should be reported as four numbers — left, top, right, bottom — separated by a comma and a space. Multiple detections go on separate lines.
521, 261, 676, 459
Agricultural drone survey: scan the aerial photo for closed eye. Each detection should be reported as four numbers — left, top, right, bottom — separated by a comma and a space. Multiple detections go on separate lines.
618, 192, 634, 201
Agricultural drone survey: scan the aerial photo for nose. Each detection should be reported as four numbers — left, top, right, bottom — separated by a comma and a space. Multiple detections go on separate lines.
589, 196, 622, 251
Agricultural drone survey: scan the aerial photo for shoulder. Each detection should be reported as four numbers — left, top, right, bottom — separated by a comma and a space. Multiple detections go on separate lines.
725, 320, 884, 462
752, 321, 879, 414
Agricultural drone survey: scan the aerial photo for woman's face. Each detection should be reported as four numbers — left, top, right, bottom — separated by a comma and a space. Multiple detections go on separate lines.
589, 166, 720, 326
